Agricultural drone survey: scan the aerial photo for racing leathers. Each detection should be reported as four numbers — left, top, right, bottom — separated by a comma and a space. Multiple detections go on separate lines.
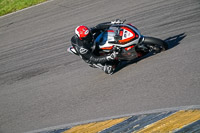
71, 22, 117, 74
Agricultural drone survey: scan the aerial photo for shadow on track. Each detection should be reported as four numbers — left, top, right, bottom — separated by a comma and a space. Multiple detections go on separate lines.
165, 33, 186, 49
114, 33, 187, 74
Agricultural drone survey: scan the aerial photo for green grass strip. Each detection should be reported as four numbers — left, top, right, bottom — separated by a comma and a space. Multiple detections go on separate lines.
0, 0, 47, 16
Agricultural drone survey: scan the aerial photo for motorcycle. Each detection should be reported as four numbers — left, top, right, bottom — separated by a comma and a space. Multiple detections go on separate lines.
68, 20, 168, 67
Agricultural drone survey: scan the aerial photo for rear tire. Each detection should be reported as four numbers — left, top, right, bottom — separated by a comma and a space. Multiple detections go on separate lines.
143, 36, 168, 53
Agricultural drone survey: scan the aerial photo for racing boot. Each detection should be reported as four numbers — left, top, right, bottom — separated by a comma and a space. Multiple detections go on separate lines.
103, 64, 115, 75
91, 63, 117, 75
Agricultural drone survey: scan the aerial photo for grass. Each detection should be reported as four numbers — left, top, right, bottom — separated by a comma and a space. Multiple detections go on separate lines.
0, 0, 47, 16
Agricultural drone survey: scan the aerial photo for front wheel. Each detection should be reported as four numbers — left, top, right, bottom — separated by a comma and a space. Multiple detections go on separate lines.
143, 36, 168, 53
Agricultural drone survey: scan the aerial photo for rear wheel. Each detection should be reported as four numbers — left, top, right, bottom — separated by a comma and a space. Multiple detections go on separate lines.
143, 36, 168, 54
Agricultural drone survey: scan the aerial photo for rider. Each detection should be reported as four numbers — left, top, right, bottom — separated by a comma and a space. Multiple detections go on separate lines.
71, 19, 123, 74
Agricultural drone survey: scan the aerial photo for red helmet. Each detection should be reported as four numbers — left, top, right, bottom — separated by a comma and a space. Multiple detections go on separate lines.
75, 25, 91, 40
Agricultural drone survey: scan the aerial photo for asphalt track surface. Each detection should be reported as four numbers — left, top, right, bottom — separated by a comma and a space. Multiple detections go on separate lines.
0, 0, 200, 133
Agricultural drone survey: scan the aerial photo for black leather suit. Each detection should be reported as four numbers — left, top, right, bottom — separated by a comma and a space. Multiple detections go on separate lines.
71, 22, 112, 65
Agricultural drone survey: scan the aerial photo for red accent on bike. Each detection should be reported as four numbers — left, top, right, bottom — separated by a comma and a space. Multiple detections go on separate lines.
125, 45, 134, 51
101, 46, 114, 50
119, 31, 123, 36
118, 27, 136, 44
107, 30, 114, 32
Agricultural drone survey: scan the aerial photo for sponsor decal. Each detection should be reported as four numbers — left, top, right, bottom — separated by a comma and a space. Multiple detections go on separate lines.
85, 30, 89, 35
79, 48, 88, 54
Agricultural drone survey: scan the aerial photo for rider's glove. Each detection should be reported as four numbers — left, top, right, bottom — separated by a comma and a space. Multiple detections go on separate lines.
111, 19, 124, 24
106, 52, 117, 61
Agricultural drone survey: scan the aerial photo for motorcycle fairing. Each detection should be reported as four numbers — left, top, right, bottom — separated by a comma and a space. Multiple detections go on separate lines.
118, 26, 139, 44
94, 24, 141, 50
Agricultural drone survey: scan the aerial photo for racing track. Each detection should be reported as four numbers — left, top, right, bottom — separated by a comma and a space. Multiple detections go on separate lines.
0, 0, 200, 132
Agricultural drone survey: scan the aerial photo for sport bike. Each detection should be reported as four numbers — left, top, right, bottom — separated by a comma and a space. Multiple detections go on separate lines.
68, 21, 168, 64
